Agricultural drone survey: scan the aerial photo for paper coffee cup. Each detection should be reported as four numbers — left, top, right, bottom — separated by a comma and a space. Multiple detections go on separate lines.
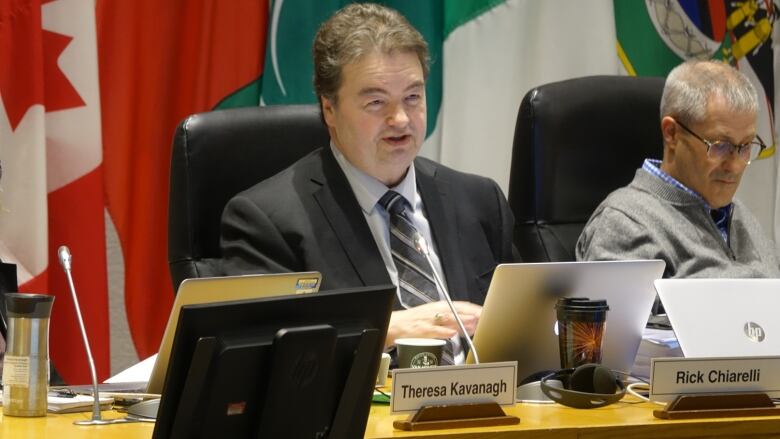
396, 338, 445, 369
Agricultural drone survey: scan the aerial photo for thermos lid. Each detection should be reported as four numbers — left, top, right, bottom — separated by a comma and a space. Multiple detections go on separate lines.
5, 293, 55, 318
555, 297, 609, 322
555, 297, 609, 310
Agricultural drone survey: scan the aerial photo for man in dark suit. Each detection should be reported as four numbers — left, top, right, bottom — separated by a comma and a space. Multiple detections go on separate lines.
220, 4, 516, 361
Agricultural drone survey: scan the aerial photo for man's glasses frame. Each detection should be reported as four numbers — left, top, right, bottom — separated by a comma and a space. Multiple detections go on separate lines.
674, 119, 767, 164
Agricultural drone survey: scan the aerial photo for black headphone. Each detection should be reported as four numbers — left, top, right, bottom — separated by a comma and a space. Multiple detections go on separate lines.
540, 363, 626, 409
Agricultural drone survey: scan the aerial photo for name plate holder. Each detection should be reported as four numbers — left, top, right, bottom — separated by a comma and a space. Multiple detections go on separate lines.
391, 362, 519, 431
394, 401, 519, 431
650, 356, 780, 420
654, 393, 780, 420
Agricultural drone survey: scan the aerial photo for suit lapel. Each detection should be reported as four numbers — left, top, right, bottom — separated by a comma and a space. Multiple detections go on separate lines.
415, 159, 468, 301
311, 148, 391, 287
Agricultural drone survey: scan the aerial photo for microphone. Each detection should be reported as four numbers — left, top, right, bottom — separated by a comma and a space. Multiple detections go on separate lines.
412, 233, 480, 364
57, 246, 113, 425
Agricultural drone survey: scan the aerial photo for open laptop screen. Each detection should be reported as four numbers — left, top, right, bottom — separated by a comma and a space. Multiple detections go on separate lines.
471, 260, 665, 384
655, 278, 780, 357
146, 272, 321, 394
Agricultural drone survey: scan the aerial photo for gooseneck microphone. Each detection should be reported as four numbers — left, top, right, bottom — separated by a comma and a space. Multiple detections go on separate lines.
412, 233, 480, 364
58, 246, 111, 425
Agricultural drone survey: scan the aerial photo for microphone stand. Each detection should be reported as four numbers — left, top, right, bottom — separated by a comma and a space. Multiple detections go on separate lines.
395, 237, 521, 432
58, 246, 132, 425
413, 235, 480, 364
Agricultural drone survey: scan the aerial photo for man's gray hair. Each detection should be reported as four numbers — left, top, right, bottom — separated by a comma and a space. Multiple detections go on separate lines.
660, 60, 758, 124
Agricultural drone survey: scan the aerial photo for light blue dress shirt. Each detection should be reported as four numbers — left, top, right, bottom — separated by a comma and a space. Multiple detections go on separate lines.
331, 144, 464, 363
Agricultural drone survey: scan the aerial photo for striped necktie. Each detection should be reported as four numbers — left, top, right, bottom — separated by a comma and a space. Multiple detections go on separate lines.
378, 190, 454, 365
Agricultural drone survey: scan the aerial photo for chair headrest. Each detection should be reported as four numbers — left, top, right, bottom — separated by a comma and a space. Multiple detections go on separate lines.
509, 75, 665, 224
167, 105, 330, 288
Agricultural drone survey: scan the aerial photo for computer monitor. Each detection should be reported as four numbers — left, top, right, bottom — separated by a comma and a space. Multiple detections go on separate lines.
151, 284, 395, 439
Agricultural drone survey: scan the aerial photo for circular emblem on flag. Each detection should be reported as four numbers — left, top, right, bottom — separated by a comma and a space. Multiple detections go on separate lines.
646, 0, 776, 61
632, 0, 778, 161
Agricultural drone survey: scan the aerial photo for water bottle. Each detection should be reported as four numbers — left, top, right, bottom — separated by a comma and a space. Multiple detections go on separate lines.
2, 293, 55, 417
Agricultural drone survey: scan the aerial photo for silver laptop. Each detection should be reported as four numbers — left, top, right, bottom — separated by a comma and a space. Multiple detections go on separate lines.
655, 278, 780, 357
146, 272, 322, 394
470, 260, 665, 384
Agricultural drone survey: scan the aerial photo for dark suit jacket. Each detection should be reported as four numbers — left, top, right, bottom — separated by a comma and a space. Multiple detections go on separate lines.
220, 147, 517, 308
0, 261, 16, 333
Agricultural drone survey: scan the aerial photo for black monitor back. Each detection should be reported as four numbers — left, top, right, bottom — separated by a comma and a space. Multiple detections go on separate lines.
152, 285, 395, 439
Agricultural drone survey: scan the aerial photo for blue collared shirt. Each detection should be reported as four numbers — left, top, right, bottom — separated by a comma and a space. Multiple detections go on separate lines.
330, 144, 465, 362
330, 143, 446, 291
642, 159, 732, 243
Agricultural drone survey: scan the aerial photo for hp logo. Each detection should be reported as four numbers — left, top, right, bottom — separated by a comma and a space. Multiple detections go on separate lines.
744, 322, 765, 343
290, 351, 319, 387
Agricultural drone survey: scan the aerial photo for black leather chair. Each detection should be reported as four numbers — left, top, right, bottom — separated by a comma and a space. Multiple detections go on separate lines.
168, 105, 330, 291
508, 75, 666, 262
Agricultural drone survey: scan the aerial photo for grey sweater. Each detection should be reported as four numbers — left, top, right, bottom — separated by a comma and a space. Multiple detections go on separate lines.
576, 169, 780, 278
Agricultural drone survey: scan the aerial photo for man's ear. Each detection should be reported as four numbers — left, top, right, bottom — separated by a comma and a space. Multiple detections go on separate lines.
321, 96, 336, 127
660, 116, 681, 166
661, 116, 679, 151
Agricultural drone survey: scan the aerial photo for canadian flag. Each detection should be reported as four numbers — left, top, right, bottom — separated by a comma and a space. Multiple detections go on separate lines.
0, 0, 109, 383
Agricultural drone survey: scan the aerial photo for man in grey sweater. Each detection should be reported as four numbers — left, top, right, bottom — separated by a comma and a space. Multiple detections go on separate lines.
576, 60, 780, 279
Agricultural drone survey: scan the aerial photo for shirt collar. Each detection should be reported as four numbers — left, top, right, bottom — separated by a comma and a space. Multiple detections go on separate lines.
642, 159, 709, 207
643, 158, 733, 241
330, 143, 417, 214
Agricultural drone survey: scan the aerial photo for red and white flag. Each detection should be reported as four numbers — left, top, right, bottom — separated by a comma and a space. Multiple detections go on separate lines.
0, 0, 109, 383
97, 0, 267, 363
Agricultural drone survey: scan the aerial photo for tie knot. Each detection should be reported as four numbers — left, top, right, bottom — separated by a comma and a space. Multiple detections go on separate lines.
378, 190, 408, 217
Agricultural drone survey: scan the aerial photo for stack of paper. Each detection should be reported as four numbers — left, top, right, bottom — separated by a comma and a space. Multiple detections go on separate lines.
0, 390, 114, 414
631, 327, 682, 379
47, 394, 114, 414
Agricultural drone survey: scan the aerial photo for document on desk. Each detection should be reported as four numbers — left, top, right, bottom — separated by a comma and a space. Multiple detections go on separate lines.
105, 354, 156, 384
47, 394, 114, 414
642, 328, 679, 348
2, 388, 113, 414
60, 354, 157, 399
632, 328, 682, 379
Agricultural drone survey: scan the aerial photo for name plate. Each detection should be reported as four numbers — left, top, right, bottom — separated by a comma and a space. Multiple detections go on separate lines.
390, 361, 516, 414
650, 356, 780, 402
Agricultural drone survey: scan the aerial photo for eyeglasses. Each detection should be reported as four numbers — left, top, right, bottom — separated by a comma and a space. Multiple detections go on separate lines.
675, 119, 767, 164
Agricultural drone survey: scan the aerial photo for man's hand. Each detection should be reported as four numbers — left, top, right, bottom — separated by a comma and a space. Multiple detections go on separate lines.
384, 301, 482, 349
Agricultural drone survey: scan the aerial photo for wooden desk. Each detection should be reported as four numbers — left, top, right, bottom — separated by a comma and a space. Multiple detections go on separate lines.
365, 399, 780, 439
0, 409, 153, 438
3, 401, 780, 439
